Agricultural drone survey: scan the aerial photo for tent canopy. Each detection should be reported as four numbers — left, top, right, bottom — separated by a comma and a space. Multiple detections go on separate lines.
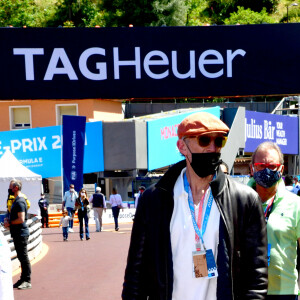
0, 150, 42, 214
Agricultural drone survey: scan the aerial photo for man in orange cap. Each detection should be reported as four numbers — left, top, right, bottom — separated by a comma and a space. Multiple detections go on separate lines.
123, 111, 268, 300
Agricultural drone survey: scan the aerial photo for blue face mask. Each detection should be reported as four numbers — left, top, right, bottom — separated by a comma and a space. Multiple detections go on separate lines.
253, 168, 281, 188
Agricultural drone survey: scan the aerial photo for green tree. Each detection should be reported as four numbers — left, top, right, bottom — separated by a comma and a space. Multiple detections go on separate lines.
151, 0, 188, 26
206, 0, 279, 24
280, 5, 300, 23
186, 0, 210, 26
101, 0, 157, 26
46, 0, 98, 27
101, 0, 188, 26
0, 0, 53, 27
224, 6, 275, 24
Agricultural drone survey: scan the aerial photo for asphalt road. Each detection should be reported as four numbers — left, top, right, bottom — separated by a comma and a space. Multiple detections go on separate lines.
13, 223, 132, 300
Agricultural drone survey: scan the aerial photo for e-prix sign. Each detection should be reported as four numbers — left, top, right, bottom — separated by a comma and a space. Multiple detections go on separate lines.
1, 24, 300, 99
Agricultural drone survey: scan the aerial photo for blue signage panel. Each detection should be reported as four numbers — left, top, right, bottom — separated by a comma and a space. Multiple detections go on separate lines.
147, 107, 221, 170
245, 111, 298, 154
62, 115, 86, 193
0, 121, 104, 178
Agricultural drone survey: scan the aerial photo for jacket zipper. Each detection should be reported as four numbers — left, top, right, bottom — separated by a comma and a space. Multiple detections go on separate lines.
214, 195, 235, 300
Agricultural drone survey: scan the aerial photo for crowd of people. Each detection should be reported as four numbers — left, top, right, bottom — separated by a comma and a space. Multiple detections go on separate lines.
123, 112, 300, 300
2, 111, 300, 299
1, 181, 126, 298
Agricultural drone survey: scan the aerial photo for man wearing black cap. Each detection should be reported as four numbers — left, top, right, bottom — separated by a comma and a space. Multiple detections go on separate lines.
123, 112, 268, 300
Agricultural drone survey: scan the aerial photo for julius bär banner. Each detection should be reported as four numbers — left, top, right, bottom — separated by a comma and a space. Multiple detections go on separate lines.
245, 111, 298, 155
1, 24, 300, 99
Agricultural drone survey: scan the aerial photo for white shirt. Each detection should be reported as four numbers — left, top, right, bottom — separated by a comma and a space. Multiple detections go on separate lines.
59, 216, 71, 227
109, 194, 123, 207
0, 231, 14, 300
170, 168, 220, 300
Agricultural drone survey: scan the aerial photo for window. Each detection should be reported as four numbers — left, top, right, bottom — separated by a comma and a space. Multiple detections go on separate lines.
56, 104, 78, 125
10, 106, 31, 130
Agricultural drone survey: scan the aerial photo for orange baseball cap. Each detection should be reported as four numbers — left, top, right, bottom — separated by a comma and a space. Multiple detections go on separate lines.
177, 112, 229, 139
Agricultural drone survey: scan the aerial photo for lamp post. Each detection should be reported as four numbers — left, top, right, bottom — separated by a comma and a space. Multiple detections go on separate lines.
287, 3, 298, 23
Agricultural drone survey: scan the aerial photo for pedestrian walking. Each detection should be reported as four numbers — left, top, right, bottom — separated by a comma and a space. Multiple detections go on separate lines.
89, 187, 106, 232
62, 184, 78, 232
58, 210, 72, 241
109, 187, 123, 231
75, 188, 90, 241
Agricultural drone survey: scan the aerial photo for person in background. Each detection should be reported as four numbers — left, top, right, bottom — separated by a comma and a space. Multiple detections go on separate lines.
38, 193, 49, 228
292, 177, 300, 195
0, 228, 14, 299
58, 210, 72, 241
7, 189, 30, 219
109, 187, 123, 231
75, 188, 90, 241
89, 187, 106, 232
284, 175, 294, 192
62, 184, 78, 233
248, 141, 300, 299
123, 112, 267, 300
219, 161, 229, 175
135, 186, 145, 209
4, 179, 31, 290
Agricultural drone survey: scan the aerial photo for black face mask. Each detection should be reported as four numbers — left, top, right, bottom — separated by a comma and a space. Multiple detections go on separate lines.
189, 152, 222, 178
8, 188, 14, 196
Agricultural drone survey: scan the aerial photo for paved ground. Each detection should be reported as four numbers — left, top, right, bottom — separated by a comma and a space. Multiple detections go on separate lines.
13, 223, 132, 300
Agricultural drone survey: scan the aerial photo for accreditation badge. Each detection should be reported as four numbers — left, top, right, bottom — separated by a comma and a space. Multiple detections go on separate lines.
192, 250, 208, 278
192, 249, 218, 279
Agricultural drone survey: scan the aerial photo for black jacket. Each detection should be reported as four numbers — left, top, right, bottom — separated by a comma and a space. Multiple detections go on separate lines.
123, 160, 268, 300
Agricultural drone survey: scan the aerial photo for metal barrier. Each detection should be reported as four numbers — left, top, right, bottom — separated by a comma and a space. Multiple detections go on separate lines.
0, 215, 43, 272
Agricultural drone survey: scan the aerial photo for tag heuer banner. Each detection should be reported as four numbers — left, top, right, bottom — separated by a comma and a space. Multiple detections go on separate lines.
1, 24, 300, 99
62, 115, 86, 193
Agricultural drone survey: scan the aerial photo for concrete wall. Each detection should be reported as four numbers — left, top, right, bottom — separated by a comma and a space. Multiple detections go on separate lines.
103, 121, 147, 171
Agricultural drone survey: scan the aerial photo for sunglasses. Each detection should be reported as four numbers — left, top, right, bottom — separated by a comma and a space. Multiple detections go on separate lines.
254, 163, 282, 171
186, 135, 227, 148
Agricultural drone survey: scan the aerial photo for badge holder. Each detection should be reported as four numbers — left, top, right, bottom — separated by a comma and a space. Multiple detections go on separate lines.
206, 249, 218, 278
192, 243, 218, 279
192, 250, 208, 278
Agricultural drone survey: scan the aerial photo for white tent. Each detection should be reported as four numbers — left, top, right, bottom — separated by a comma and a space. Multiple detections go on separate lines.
0, 150, 42, 215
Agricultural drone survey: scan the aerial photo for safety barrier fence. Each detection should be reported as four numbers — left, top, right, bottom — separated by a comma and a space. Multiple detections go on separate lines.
0, 215, 43, 272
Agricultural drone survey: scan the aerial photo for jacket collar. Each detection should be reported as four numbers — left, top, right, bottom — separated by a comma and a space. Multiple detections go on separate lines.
156, 160, 186, 193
